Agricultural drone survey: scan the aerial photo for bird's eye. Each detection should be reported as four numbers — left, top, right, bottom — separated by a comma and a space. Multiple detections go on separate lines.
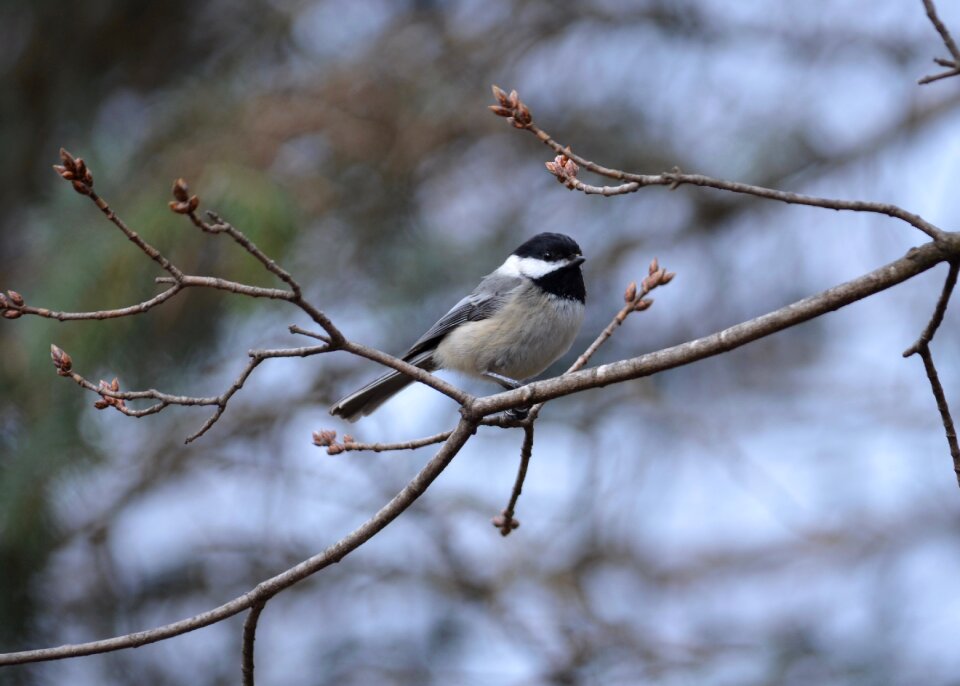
543, 251, 554, 260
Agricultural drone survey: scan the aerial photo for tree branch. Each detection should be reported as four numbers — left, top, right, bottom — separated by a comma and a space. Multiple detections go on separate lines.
903, 261, 960, 484
490, 87, 946, 241
903, 261, 958, 356
920, 0, 960, 83
492, 424, 534, 536
241, 601, 265, 686
0, 417, 478, 666
467, 240, 953, 418
314, 429, 455, 455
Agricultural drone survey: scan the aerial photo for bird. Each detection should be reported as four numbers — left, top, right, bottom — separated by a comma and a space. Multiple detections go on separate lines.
330, 232, 587, 422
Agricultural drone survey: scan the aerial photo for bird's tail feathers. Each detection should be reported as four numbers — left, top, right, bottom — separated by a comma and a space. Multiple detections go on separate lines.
329, 352, 437, 422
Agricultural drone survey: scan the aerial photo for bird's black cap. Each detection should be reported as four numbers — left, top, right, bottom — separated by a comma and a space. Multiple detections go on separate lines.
512, 232, 583, 262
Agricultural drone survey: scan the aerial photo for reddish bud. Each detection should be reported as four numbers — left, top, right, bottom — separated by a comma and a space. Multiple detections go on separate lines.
491, 85, 509, 106
634, 299, 654, 311
624, 282, 637, 303
94, 399, 110, 410
2, 309, 21, 319
508, 89, 519, 108
187, 195, 199, 212
342, 434, 355, 444
488, 105, 513, 117
661, 271, 676, 284
649, 258, 659, 275
50, 344, 73, 375
7, 290, 23, 307
312, 430, 337, 447
327, 444, 344, 456
56, 149, 93, 189
516, 102, 532, 125
172, 178, 189, 202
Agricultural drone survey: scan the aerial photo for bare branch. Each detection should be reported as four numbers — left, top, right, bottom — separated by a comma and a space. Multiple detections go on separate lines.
903, 262, 960, 485
14, 286, 182, 321
336, 339, 474, 407
920, 0, 960, 84
920, 0, 958, 61
903, 261, 959, 356
568, 259, 674, 375
314, 429, 454, 455
493, 424, 534, 536
485, 261, 674, 527
467, 240, 952, 418
53, 149, 183, 278
918, 67, 960, 85
490, 88, 946, 240
918, 347, 960, 485
241, 601, 266, 686
0, 418, 478, 666
194, 209, 303, 298
48, 343, 331, 443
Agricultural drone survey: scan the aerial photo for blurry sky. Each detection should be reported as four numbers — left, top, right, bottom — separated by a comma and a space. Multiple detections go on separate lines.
2, 1, 960, 685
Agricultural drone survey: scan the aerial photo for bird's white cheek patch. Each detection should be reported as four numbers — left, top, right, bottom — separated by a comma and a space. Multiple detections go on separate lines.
498, 255, 572, 279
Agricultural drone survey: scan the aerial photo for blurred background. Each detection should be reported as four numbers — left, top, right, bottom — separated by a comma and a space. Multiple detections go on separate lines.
2, 1, 960, 684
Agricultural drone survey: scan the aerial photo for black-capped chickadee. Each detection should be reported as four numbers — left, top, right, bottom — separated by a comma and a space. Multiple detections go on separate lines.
330, 232, 586, 422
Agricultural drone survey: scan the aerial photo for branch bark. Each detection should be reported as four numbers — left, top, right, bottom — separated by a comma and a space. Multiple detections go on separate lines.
467, 240, 953, 417
0, 418, 478, 666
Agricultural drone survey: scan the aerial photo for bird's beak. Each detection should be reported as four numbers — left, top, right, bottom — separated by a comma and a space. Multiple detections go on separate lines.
571, 255, 586, 267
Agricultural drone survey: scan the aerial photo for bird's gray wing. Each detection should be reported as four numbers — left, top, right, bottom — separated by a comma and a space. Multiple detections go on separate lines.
403, 271, 523, 360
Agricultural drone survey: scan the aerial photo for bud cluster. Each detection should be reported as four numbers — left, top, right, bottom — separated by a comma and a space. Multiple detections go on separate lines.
169, 178, 200, 214
492, 510, 520, 535
50, 344, 73, 377
313, 429, 355, 455
623, 258, 676, 312
489, 85, 533, 129
94, 378, 127, 411
0, 290, 24, 319
52, 148, 94, 195
545, 153, 579, 188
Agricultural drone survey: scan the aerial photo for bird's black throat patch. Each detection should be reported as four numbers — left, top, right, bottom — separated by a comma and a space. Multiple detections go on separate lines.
533, 262, 586, 302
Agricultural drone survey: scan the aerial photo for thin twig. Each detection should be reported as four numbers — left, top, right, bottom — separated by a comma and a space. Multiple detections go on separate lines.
918, 348, 960, 486
903, 261, 959, 356
569, 264, 672, 375
190, 210, 303, 298
87, 189, 184, 279
317, 430, 455, 455
489, 88, 946, 240
51, 344, 331, 443
468, 240, 950, 418
241, 601, 266, 686
493, 424, 535, 536
485, 263, 673, 528
922, 0, 960, 63
919, 66, 960, 85
903, 261, 960, 485
18, 285, 182, 321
